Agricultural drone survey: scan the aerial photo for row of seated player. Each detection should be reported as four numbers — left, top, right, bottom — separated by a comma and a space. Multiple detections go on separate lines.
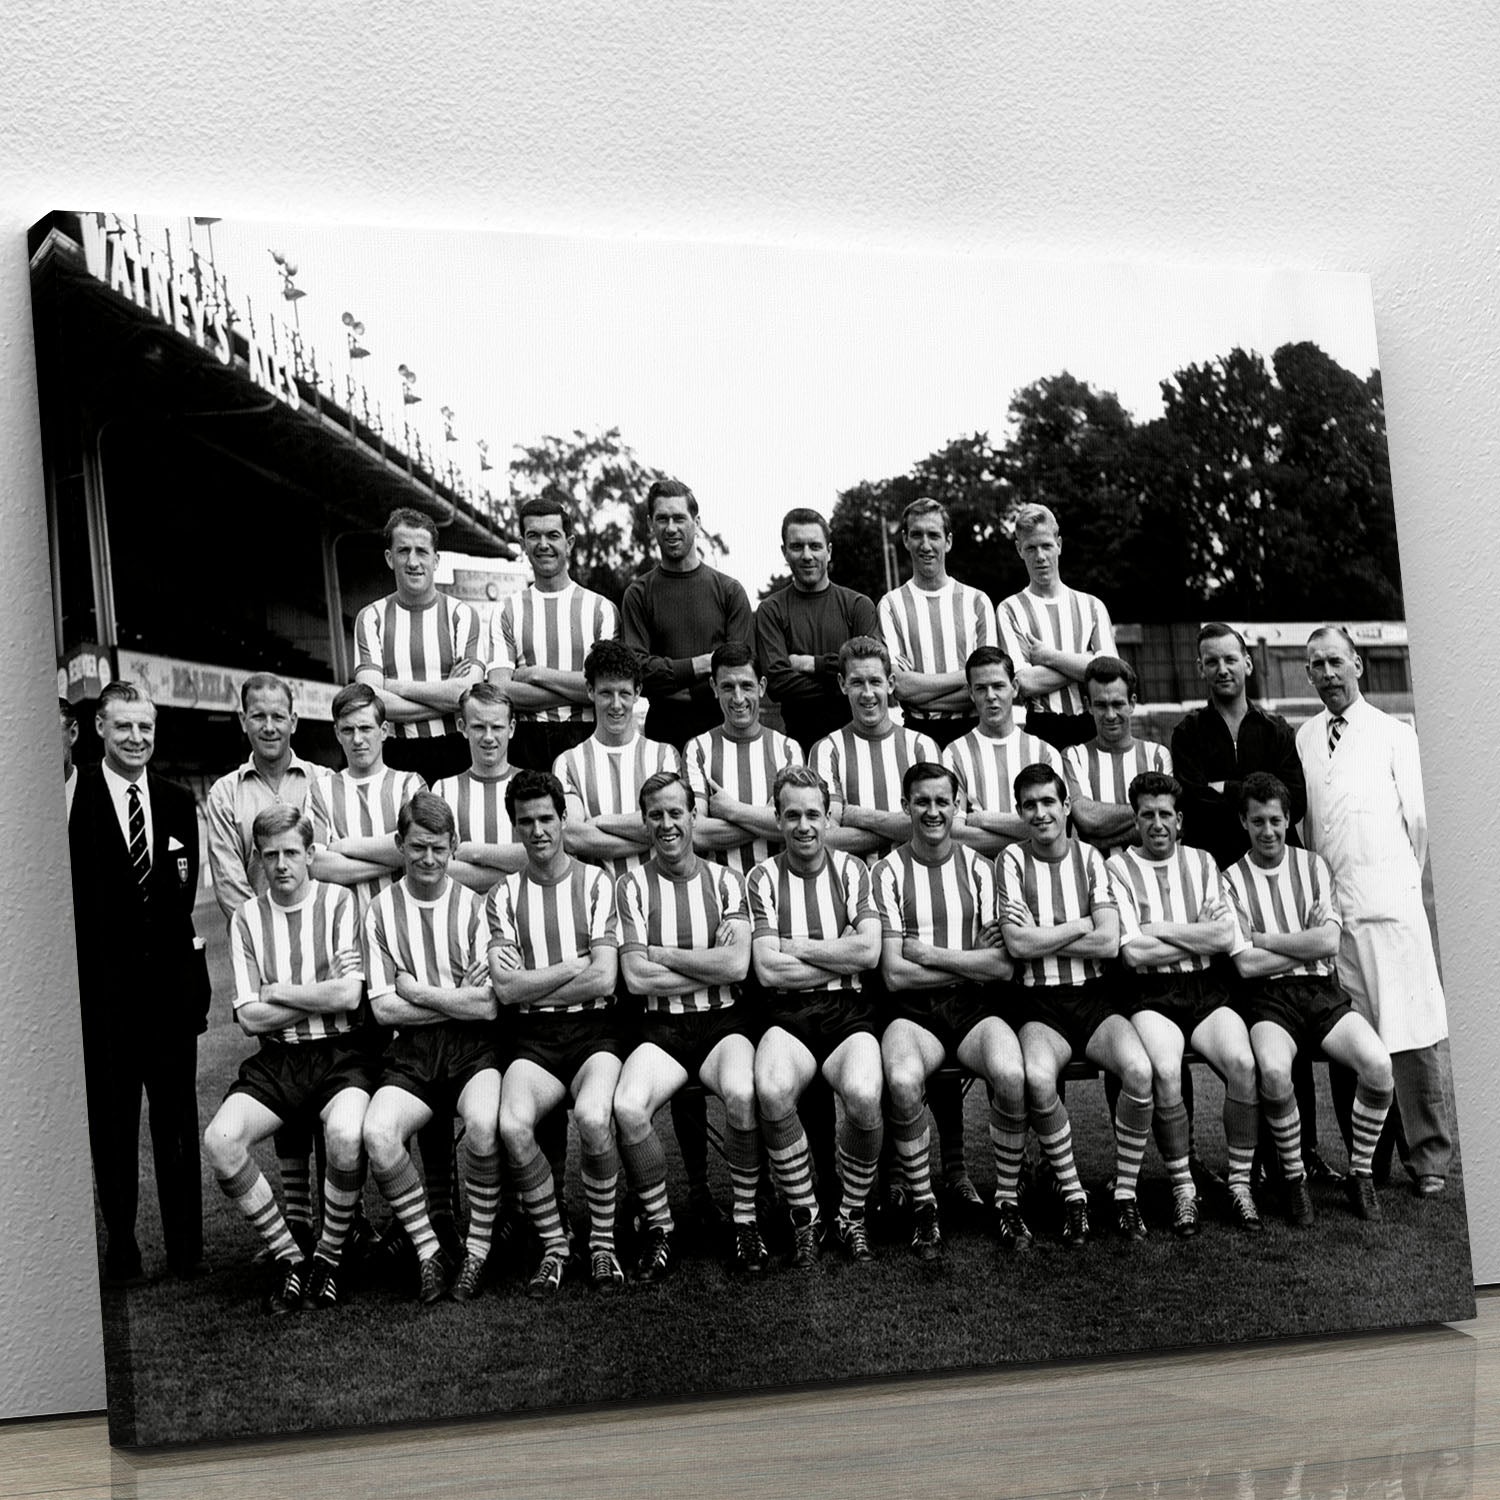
201, 744, 1394, 1312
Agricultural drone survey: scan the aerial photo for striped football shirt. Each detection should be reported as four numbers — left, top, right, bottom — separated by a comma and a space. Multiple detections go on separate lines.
307, 765, 427, 909
877, 579, 997, 720
1108, 844, 1246, 975
353, 592, 485, 739
485, 861, 619, 1013
996, 586, 1115, 716
811, 724, 941, 857
617, 858, 748, 1014
432, 769, 516, 845
1064, 739, 1173, 809
998, 838, 1116, 987
1224, 847, 1340, 980
746, 849, 876, 995
230, 880, 363, 1043
871, 843, 999, 953
685, 725, 802, 874
486, 582, 619, 724
555, 734, 681, 881
364, 878, 491, 1003
943, 725, 1064, 816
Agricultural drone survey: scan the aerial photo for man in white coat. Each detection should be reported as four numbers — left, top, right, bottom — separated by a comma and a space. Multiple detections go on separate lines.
1295, 625, 1453, 1194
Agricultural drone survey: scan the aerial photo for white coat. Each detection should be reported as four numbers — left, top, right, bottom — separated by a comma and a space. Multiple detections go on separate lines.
1296, 695, 1447, 1051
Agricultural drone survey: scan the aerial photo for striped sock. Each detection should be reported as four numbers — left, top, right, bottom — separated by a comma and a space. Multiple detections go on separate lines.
760, 1109, 818, 1214
513, 1147, 568, 1254
371, 1155, 440, 1263
581, 1145, 621, 1254
277, 1151, 314, 1232
889, 1105, 935, 1207
218, 1159, 299, 1263
314, 1161, 364, 1266
1152, 1098, 1195, 1194
1261, 1088, 1305, 1180
1113, 1091, 1153, 1201
1032, 1096, 1085, 1200
1223, 1096, 1259, 1191
836, 1118, 882, 1222
464, 1146, 504, 1259
1350, 1081, 1394, 1177
618, 1131, 675, 1232
723, 1123, 762, 1225
989, 1102, 1027, 1205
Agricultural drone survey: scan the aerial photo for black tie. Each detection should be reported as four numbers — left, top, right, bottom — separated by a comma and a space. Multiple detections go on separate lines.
127, 783, 150, 893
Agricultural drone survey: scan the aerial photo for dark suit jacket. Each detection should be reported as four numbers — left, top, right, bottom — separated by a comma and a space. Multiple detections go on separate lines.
69, 765, 209, 1036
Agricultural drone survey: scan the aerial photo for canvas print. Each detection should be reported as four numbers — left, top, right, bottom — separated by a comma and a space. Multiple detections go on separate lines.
26, 211, 1474, 1446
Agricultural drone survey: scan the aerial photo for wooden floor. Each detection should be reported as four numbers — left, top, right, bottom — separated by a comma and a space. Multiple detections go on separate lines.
4, 1290, 1495, 1499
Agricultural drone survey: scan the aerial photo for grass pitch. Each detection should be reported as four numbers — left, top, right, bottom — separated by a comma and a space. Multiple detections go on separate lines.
95, 894, 1475, 1446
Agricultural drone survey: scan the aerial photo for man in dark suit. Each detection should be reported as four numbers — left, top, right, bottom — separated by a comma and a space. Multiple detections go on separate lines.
70, 681, 211, 1286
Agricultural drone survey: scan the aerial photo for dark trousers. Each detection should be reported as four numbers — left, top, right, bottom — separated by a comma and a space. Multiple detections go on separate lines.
508, 719, 596, 773
382, 733, 473, 784
1023, 708, 1099, 752
643, 698, 723, 753
82, 1021, 203, 1274
902, 714, 978, 752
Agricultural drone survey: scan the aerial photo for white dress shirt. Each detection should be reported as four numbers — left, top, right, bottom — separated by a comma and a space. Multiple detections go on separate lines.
100, 760, 154, 858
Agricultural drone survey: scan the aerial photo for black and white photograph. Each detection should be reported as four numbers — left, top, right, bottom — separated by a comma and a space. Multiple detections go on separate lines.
26, 208, 1475, 1447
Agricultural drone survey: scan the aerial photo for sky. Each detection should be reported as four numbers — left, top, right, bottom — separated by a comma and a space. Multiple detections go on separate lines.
136, 213, 1382, 597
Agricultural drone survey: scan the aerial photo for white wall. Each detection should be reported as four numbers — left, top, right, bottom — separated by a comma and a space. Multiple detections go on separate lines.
3, 3, 1497, 1420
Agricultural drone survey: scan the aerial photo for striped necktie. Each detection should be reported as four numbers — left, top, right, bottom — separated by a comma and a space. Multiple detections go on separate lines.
127, 782, 150, 892
1327, 715, 1347, 757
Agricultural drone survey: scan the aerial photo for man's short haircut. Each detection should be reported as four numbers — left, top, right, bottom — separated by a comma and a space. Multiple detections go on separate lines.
1307, 623, 1358, 654
517, 495, 571, 533
773, 763, 830, 813
900, 497, 950, 536
1013, 503, 1060, 540
460, 680, 512, 719
838, 634, 891, 676
398, 790, 457, 842
332, 681, 386, 726
383, 506, 439, 548
780, 508, 831, 543
97, 680, 150, 716
1013, 761, 1067, 804
1239, 771, 1292, 817
1128, 771, 1183, 811
584, 639, 643, 690
645, 478, 699, 520
638, 769, 694, 815
240, 672, 295, 712
902, 760, 959, 801
59, 697, 77, 724
965, 645, 1016, 685
1196, 621, 1248, 655
505, 768, 566, 820
252, 804, 313, 851
711, 641, 758, 679
1083, 654, 1138, 698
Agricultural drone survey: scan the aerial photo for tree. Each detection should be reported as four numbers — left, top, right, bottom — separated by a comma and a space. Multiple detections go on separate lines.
997, 372, 1156, 607
827, 434, 1009, 602
507, 427, 727, 603
1153, 343, 1401, 618
1269, 342, 1402, 616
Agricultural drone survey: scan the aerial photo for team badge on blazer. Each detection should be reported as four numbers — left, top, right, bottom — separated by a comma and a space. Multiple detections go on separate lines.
169, 835, 189, 886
